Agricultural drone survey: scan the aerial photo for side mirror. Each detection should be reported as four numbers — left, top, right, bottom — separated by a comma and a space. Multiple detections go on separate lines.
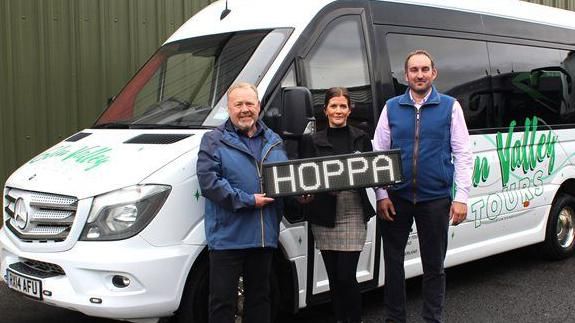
280, 87, 315, 138
530, 66, 572, 92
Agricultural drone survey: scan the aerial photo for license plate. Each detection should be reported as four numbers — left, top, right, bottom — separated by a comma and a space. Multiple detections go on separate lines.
6, 269, 43, 300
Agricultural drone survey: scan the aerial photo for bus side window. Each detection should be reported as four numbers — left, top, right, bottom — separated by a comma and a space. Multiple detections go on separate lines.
302, 15, 374, 134
386, 33, 491, 131
489, 43, 575, 127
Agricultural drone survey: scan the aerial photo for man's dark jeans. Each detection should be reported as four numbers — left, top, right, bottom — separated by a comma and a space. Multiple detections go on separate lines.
380, 196, 451, 323
208, 248, 273, 323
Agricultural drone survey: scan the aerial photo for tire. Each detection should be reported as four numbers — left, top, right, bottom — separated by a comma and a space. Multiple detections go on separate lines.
165, 259, 281, 323
542, 193, 575, 260
169, 260, 210, 323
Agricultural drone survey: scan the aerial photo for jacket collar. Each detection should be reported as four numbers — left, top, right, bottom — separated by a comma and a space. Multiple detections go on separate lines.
222, 118, 266, 133
313, 125, 364, 147
220, 119, 281, 146
398, 86, 441, 107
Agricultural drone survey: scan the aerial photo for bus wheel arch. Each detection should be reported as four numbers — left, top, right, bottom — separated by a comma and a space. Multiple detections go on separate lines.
542, 184, 575, 260
164, 245, 297, 323
161, 248, 210, 323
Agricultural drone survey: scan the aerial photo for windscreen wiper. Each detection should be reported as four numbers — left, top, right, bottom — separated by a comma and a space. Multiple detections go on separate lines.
92, 122, 130, 129
128, 124, 194, 129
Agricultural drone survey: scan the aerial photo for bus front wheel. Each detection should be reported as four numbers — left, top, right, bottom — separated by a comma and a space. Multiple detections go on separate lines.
167, 258, 281, 323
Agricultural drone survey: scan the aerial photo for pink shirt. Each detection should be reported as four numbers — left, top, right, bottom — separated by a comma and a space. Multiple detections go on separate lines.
373, 91, 473, 204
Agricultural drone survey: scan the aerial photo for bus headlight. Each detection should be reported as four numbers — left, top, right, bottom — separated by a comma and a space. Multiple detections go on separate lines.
80, 185, 171, 241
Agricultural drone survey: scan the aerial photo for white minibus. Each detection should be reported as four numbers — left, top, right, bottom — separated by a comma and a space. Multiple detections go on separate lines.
2, 0, 575, 322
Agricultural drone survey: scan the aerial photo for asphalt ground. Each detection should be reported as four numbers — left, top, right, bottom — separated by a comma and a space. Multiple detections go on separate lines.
1, 246, 574, 323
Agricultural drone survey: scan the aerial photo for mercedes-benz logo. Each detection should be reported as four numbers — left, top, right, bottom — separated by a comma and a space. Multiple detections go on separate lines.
13, 198, 29, 230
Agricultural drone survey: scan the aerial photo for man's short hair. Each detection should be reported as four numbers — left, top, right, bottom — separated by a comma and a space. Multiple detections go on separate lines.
404, 49, 435, 72
227, 82, 258, 99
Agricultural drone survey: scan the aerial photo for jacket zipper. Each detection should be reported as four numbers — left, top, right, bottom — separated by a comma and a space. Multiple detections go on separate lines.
257, 140, 281, 247
412, 107, 421, 204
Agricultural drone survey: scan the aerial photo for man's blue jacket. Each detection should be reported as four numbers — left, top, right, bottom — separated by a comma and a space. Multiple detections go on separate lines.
197, 119, 287, 250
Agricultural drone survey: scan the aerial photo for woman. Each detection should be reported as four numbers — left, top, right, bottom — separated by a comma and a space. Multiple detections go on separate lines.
298, 87, 375, 323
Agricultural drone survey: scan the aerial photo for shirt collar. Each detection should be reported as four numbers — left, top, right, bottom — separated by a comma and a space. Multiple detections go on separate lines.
409, 88, 432, 106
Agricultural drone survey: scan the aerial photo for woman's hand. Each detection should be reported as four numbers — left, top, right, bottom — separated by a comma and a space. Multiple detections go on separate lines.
296, 194, 314, 204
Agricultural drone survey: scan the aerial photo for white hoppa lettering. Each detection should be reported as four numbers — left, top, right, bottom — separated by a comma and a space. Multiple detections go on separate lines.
263, 150, 403, 197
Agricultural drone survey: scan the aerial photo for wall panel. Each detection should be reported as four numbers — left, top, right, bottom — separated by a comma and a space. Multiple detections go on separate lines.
524, 0, 575, 10
0, 0, 214, 186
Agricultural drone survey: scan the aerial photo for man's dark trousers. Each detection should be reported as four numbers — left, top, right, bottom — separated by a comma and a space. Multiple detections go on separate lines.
380, 195, 451, 323
208, 248, 274, 323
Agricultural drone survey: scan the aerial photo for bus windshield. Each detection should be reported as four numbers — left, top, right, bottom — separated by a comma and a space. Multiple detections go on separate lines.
94, 28, 291, 129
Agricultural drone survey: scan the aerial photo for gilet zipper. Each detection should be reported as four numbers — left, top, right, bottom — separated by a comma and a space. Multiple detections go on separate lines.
412, 108, 421, 204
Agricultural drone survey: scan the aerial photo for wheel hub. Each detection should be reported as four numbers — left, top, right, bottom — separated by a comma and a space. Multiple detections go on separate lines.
556, 206, 575, 249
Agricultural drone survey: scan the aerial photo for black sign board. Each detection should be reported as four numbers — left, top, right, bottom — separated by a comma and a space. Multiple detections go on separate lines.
262, 150, 403, 197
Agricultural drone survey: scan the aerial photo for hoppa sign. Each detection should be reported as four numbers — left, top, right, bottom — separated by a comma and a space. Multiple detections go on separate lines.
262, 150, 403, 197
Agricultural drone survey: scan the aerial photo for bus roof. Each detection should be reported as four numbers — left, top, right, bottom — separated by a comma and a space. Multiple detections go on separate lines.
165, 0, 575, 44
165, 0, 335, 44
388, 0, 575, 30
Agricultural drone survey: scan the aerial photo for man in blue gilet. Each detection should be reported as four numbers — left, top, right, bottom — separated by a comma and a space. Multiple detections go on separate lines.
373, 50, 473, 323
